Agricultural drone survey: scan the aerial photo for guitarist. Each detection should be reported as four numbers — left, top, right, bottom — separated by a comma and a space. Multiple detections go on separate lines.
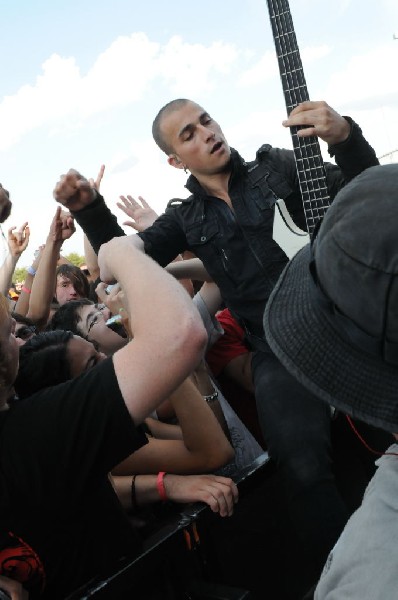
54, 98, 378, 587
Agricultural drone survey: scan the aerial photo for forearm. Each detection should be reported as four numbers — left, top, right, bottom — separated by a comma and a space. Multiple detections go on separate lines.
106, 237, 207, 422
83, 234, 100, 280
169, 254, 194, 296
112, 473, 238, 517
145, 418, 183, 440
197, 282, 222, 317
27, 238, 62, 326
168, 377, 234, 468
72, 192, 125, 254
13, 272, 34, 316
111, 474, 161, 511
166, 257, 212, 282
0, 252, 18, 295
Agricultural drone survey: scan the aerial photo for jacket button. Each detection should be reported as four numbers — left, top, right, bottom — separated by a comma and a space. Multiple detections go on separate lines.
200, 236, 206, 242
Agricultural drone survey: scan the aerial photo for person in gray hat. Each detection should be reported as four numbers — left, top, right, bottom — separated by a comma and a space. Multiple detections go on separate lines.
264, 163, 398, 599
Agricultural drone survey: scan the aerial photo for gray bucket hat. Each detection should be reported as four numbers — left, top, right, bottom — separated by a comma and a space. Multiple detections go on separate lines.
264, 164, 398, 433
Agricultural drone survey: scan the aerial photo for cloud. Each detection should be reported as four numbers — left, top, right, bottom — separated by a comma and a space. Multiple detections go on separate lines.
238, 45, 331, 88
0, 33, 238, 151
323, 43, 398, 108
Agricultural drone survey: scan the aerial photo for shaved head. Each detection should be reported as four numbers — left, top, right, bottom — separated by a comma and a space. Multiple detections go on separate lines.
152, 99, 195, 155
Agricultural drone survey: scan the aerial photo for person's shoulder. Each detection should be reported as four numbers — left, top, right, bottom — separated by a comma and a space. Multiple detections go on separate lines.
17, 357, 117, 407
166, 195, 195, 210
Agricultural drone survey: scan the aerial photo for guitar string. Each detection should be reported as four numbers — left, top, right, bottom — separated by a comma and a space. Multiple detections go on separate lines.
276, 0, 327, 228
269, 0, 330, 233
272, 0, 319, 231
274, 0, 317, 231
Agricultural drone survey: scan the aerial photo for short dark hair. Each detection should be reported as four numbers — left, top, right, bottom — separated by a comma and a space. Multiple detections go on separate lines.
152, 98, 192, 155
15, 330, 73, 399
47, 298, 93, 336
55, 264, 90, 300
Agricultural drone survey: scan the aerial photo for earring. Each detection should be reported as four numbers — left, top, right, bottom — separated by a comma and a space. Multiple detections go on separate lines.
183, 166, 188, 174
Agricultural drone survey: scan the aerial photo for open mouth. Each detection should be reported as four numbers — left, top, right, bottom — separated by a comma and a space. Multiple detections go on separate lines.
211, 141, 223, 154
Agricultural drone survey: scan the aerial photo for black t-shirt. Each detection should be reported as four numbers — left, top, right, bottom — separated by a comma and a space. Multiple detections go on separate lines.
0, 358, 147, 599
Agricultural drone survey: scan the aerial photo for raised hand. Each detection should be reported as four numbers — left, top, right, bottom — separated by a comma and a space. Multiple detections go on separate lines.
117, 195, 158, 232
89, 164, 105, 193
53, 169, 95, 212
49, 207, 76, 243
95, 281, 125, 315
282, 100, 351, 146
8, 222, 30, 257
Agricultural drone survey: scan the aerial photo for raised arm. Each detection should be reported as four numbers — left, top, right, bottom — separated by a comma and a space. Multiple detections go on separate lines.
282, 100, 379, 181
54, 169, 125, 254
14, 245, 44, 317
27, 208, 75, 328
0, 223, 30, 296
99, 235, 207, 423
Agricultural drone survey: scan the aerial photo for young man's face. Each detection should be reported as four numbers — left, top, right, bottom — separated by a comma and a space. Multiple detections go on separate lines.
66, 336, 106, 378
56, 275, 82, 305
77, 304, 127, 356
161, 101, 231, 178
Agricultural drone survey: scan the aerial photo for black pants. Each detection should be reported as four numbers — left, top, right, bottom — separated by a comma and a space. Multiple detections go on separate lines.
252, 349, 349, 580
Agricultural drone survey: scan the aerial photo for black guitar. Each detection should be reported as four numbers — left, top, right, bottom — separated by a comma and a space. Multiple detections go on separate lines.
266, 0, 331, 237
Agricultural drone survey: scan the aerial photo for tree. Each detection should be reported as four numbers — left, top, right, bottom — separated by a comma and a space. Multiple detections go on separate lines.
63, 252, 85, 268
13, 266, 27, 283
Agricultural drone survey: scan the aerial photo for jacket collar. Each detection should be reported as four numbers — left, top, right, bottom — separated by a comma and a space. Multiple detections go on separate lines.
184, 147, 246, 197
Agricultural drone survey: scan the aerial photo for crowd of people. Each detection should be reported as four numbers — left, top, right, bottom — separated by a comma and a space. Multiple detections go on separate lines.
0, 96, 395, 600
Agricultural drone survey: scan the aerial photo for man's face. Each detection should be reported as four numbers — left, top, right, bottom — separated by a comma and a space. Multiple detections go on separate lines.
161, 101, 231, 178
56, 275, 81, 305
0, 184, 12, 224
66, 335, 106, 378
77, 304, 127, 356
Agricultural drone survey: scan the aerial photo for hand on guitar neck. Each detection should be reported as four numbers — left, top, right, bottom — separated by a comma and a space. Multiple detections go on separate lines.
282, 100, 351, 147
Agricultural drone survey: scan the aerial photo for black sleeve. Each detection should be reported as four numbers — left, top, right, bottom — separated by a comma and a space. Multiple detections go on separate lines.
329, 117, 379, 182
137, 208, 189, 266
72, 192, 125, 254
274, 118, 379, 231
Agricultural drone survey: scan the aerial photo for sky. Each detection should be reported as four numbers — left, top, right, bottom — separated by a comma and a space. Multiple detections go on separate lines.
1, 0, 397, 267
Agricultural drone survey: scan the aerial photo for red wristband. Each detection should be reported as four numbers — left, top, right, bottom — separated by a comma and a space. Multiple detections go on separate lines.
157, 471, 167, 501
21, 286, 31, 294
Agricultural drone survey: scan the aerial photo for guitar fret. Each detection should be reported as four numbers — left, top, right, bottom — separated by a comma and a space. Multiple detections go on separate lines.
277, 50, 301, 58
281, 67, 303, 76
281, 84, 307, 92
267, 0, 331, 235
275, 31, 296, 39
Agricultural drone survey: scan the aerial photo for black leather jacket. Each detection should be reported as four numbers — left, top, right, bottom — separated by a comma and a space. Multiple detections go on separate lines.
73, 119, 378, 340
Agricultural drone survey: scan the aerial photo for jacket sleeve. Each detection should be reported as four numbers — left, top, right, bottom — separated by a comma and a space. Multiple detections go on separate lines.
327, 116, 379, 191
137, 206, 189, 266
71, 192, 125, 255
273, 118, 379, 232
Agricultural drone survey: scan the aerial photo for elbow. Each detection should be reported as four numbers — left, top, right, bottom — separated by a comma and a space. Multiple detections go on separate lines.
178, 315, 208, 371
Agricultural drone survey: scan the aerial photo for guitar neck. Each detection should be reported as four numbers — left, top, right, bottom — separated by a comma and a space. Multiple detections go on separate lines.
266, 0, 330, 235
